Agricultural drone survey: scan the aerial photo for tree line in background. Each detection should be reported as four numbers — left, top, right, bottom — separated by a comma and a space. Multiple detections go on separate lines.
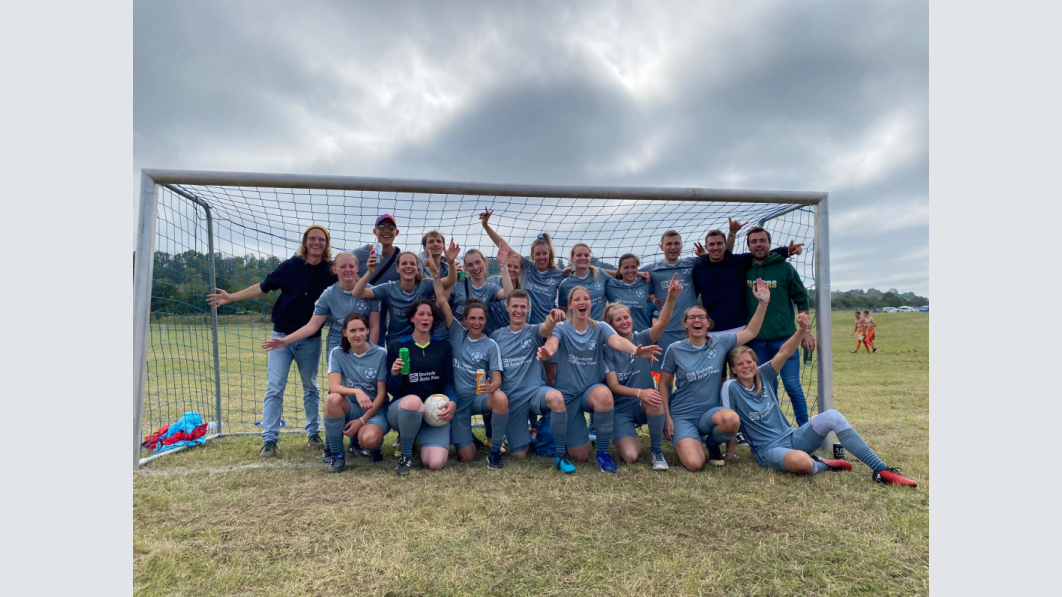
137, 250, 928, 319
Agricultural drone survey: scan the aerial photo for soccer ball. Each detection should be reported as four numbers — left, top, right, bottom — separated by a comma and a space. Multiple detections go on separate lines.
422, 394, 450, 427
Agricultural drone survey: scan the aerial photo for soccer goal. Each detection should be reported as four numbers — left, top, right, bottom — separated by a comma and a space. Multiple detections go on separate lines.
133, 169, 833, 469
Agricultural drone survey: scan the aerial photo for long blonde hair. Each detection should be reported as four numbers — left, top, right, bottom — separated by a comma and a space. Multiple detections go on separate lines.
529, 233, 558, 270
727, 345, 762, 395
565, 286, 597, 327
569, 243, 599, 278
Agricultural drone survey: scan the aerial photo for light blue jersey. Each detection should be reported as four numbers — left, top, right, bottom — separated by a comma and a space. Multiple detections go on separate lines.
660, 334, 738, 418
448, 320, 503, 398
370, 279, 435, 343
417, 251, 450, 279
550, 321, 616, 400
558, 269, 609, 321
603, 329, 654, 410
640, 256, 699, 337
314, 283, 381, 353
485, 274, 510, 336
491, 323, 548, 396
451, 277, 503, 322
605, 276, 654, 332
352, 244, 401, 284
327, 344, 388, 394
722, 362, 792, 454
520, 256, 564, 324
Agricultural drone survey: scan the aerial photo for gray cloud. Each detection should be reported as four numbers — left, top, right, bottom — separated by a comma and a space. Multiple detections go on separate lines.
135, 0, 929, 295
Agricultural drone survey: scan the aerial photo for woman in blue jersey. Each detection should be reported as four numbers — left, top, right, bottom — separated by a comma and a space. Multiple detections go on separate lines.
351, 243, 459, 347
537, 286, 661, 474
722, 313, 917, 486
659, 279, 771, 472
605, 254, 657, 334
447, 245, 514, 323
321, 313, 389, 473
262, 251, 382, 353
431, 273, 510, 470
603, 273, 681, 471
558, 243, 611, 321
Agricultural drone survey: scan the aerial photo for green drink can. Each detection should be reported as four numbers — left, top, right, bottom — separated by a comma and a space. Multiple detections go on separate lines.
399, 348, 410, 374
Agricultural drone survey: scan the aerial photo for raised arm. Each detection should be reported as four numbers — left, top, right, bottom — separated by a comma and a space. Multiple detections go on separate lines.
606, 333, 661, 361
207, 284, 264, 308
431, 273, 454, 330
479, 209, 507, 248
648, 274, 681, 344
725, 217, 742, 252
495, 242, 514, 299
262, 314, 327, 351
439, 239, 460, 292
770, 313, 810, 372
538, 308, 565, 338
351, 254, 378, 299
736, 278, 771, 345
538, 335, 560, 361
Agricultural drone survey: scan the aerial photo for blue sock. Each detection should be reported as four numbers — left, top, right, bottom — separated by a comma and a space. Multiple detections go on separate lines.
837, 428, 887, 473
648, 414, 664, 453
707, 425, 735, 447
397, 408, 422, 459
551, 407, 568, 457
323, 415, 345, 458
594, 408, 614, 454
811, 459, 830, 475
490, 411, 509, 453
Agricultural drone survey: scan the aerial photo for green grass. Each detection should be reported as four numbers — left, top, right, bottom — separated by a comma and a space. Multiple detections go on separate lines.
134, 313, 928, 596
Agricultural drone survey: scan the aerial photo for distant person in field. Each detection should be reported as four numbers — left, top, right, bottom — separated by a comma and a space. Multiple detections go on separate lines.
863, 310, 877, 353
723, 313, 917, 486
321, 313, 389, 473
691, 218, 801, 334
207, 225, 337, 459
851, 311, 868, 353
744, 226, 815, 426
352, 214, 402, 345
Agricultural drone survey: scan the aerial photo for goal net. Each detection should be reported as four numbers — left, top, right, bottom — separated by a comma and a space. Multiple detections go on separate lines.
133, 171, 831, 468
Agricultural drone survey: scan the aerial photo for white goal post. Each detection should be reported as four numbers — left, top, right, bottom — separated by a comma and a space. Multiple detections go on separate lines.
133, 169, 833, 470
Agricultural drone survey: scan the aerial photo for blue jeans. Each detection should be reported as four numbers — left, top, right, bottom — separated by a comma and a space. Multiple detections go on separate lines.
750, 338, 809, 426
262, 332, 322, 443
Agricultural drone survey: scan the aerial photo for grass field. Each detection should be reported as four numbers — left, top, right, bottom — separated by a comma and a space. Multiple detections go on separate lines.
133, 313, 928, 596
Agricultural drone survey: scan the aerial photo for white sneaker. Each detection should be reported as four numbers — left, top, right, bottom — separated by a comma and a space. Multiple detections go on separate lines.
651, 451, 669, 471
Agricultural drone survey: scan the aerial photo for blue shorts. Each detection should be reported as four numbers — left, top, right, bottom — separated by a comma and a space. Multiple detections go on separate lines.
671, 406, 725, 446
451, 393, 491, 450
505, 385, 553, 454
755, 423, 827, 472
345, 396, 390, 433
560, 384, 606, 451
385, 399, 451, 450
613, 399, 648, 441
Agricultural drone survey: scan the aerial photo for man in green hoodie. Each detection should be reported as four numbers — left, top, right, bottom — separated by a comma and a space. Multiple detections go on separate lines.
744, 226, 816, 426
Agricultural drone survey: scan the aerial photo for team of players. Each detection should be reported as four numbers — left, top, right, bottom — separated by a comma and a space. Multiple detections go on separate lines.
205, 212, 915, 486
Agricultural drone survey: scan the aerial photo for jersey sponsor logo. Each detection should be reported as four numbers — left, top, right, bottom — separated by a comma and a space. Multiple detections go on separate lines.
356, 300, 368, 310
471, 352, 483, 362
686, 372, 696, 382
408, 371, 440, 383
636, 289, 645, 298
747, 400, 774, 421
363, 368, 375, 378
520, 337, 534, 349
589, 340, 597, 350
502, 356, 529, 369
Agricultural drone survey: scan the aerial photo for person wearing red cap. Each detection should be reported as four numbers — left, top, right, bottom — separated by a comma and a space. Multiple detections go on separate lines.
208, 225, 337, 460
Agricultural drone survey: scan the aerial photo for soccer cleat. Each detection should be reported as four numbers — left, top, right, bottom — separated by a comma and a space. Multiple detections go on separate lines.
812, 455, 852, 471
307, 433, 324, 449
322, 448, 333, 464
259, 440, 278, 460
348, 437, 368, 457
707, 444, 725, 467
651, 451, 669, 471
396, 456, 413, 475
328, 456, 346, 473
873, 348, 877, 353
735, 432, 748, 446
487, 451, 503, 470
596, 452, 618, 473
369, 449, 383, 463
873, 467, 918, 487
554, 456, 576, 474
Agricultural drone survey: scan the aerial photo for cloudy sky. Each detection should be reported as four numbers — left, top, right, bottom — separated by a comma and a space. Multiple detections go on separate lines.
134, 0, 928, 296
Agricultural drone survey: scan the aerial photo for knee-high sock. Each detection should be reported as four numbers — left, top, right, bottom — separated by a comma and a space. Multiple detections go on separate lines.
490, 411, 509, 453
866, 337, 876, 349
483, 412, 493, 439
837, 428, 887, 473
811, 459, 830, 475
707, 424, 734, 447
324, 415, 346, 458
551, 408, 568, 457
397, 408, 423, 459
854, 340, 863, 351
648, 414, 664, 453
594, 408, 614, 453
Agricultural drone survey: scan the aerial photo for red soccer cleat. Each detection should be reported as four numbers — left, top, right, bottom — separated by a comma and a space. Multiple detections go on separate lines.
813, 455, 852, 471
873, 467, 918, 487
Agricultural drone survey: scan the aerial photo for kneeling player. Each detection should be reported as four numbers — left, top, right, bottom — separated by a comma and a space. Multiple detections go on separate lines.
323, 313, 389, 473
722, 313, 917, 486
386, 299, 457, 475
490, 290, 568, 461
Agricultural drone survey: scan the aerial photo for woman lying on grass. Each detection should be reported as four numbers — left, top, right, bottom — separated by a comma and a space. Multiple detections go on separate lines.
722, 313, 917, 486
